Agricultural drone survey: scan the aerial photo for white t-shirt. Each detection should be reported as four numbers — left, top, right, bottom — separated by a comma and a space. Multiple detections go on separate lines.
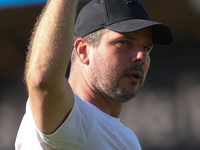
15, 94, 142, 150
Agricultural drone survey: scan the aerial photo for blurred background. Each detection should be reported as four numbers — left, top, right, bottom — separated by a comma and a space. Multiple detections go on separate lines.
0, 0, 199, 150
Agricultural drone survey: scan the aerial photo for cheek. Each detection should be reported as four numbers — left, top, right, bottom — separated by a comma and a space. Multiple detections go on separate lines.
99, 50, 122, 71
147, 56, 151, 65
144, 57, 151, 74
93, 45, 129, 76
91, 49, 116, 76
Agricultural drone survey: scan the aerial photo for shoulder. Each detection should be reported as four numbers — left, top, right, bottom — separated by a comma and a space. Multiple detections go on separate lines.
16, 95, 96, 149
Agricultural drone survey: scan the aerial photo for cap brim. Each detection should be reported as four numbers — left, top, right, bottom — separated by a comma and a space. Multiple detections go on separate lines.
106, 19, 173, 46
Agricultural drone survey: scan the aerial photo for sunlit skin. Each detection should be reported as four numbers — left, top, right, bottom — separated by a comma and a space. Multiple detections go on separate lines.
89, 27, 152, 99
70, 27, 153, 117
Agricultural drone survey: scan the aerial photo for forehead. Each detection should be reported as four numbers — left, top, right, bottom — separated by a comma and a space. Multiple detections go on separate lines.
101, 27, 152, 45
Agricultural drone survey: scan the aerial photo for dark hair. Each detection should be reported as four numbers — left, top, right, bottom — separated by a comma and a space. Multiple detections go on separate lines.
66, 29, 105, 79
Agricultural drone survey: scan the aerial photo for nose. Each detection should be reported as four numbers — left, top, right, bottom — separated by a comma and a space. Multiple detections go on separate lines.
131, 47, 150, 65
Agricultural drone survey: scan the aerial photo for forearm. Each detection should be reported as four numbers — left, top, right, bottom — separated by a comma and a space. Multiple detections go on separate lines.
27, 0, 77, 89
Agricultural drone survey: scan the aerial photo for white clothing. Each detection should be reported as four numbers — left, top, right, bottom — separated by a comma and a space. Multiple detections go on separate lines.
15, 94, 142, 150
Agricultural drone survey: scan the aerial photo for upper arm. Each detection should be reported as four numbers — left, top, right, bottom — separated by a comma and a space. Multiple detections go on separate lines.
25, 0, 77, 134
28, 77, 74, 134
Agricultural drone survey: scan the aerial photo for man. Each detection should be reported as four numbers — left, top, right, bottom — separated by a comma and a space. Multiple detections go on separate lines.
15, 0, 173, 149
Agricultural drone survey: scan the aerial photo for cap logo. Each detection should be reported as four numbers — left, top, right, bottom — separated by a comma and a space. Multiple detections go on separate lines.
125, 0, 133, 4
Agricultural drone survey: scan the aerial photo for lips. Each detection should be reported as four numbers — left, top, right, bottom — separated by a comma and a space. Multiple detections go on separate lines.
125, 71, 142, 83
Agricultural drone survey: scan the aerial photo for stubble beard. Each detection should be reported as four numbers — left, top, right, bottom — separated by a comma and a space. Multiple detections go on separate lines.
92, 63, 145, 103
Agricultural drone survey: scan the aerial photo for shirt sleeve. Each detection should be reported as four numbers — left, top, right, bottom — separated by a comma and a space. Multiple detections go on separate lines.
30, 94, 95, 149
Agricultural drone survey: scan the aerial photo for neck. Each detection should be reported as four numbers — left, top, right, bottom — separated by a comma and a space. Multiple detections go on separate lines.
68, 71, 123, 118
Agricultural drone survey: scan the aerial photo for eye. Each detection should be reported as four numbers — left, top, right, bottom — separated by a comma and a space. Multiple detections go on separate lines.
143, 46, 152, 52
118, 40, 129, 45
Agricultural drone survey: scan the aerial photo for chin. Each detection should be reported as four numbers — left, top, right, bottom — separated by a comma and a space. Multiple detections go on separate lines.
109, 87, 139, 103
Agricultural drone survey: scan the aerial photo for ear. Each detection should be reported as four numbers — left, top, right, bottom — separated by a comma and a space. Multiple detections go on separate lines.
74, 38, 90, 65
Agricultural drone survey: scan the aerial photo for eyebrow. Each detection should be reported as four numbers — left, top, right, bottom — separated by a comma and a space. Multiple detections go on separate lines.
146, 42, 153, 48
121, 35, 153, 48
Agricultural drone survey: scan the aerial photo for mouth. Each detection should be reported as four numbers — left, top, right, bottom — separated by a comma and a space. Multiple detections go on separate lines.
125, 71, 142, 83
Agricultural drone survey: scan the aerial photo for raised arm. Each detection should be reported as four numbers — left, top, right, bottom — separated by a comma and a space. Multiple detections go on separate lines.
26, 0, 76, 134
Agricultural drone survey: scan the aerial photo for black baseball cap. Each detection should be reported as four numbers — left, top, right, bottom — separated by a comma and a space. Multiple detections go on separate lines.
74, 0, 173, 46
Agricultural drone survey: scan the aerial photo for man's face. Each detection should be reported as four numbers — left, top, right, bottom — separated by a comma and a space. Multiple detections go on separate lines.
89, 27, 153, 103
